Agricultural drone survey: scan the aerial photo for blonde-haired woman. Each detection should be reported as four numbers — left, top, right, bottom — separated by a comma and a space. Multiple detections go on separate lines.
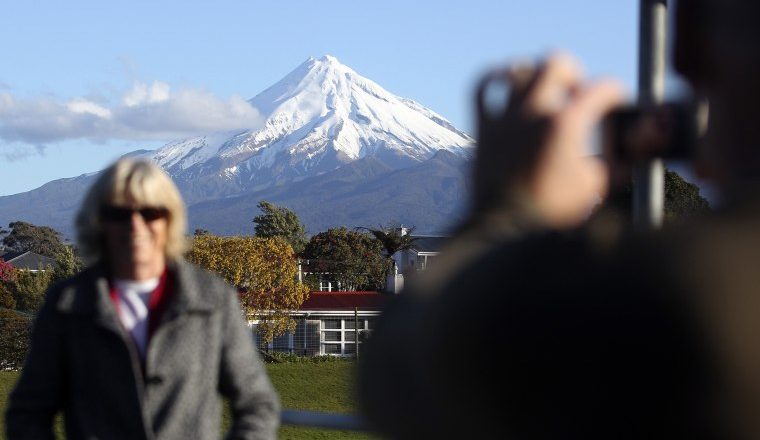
6, 159, 280, 440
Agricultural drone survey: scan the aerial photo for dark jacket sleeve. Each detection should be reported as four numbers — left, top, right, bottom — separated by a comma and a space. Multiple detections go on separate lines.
218, 286, 281, 440
6, 288, 65, 440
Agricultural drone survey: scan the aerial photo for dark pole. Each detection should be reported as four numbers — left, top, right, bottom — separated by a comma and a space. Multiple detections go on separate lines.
354, 307, 360, 360
634, 0, 668, 228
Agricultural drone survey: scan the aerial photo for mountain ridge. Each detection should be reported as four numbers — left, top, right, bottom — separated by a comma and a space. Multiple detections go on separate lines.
0, 55, 474, 237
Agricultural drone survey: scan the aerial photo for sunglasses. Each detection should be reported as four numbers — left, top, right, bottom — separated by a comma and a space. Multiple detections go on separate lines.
100, 205, 169, 223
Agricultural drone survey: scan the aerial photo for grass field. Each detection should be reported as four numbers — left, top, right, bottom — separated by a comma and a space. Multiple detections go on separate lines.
0, 362, 376, 440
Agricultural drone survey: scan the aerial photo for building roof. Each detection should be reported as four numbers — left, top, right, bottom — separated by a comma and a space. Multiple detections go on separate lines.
410, 235, 448, 254
0, 251, 25, 261
300, 291, 390, 311
0, 251, 57, 271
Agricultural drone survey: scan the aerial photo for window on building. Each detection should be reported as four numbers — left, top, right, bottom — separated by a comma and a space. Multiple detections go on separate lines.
323, 319, 341, 329
319, 317, 373, 356
251, 316, 376, 356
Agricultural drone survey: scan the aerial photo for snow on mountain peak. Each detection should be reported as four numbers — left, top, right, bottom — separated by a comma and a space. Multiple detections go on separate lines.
150, 55, 474, 189
317, 54, 340, 64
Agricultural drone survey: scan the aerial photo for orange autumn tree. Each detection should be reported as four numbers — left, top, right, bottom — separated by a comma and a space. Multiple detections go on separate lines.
186, 235, 309, 343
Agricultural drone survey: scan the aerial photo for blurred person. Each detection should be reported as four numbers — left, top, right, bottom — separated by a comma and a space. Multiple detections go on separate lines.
6, 159, 280, 439
360, 0, 760, 438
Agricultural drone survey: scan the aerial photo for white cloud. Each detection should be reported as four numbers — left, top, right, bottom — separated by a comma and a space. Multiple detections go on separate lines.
67, 98, 112, 119
0, 82, 263, 145
123, 81, 170, 107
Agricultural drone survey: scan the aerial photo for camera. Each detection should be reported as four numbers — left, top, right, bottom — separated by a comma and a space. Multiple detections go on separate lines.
603, 101, 703, 162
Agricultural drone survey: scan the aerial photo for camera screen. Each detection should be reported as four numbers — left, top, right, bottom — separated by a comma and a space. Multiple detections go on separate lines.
605, 103, 697, 161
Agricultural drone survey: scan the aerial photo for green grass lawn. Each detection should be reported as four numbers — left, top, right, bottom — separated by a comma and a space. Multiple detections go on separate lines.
0, 362, 377, 440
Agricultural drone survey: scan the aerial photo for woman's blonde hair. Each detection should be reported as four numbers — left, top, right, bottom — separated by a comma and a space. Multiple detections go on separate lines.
76, 158, 187, 264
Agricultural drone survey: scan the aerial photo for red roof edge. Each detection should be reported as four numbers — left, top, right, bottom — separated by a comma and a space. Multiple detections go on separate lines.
299, 291, 390, 311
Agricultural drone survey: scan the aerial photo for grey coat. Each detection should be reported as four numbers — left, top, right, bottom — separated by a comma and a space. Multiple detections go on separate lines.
6, 260, 280, 440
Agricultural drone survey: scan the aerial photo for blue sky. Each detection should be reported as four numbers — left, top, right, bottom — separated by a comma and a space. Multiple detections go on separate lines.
0, 0, 647, 196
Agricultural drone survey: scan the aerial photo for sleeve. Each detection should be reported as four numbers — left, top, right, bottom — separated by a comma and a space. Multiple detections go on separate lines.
218, 285, 281, 440
5, 289, 65, 440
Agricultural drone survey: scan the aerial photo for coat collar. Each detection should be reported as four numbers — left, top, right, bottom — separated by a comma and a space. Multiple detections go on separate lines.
57, 259, 215, 327
162, 259, 215, 319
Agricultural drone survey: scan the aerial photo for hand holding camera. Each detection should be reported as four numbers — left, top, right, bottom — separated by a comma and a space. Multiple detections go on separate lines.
474, 53, 624, 228
474, 54, 702, 228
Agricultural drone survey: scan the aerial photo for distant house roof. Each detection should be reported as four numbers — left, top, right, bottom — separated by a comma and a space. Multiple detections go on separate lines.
0, 251, 57, 271
410, 235, 448, 254
299, 291, 390, 311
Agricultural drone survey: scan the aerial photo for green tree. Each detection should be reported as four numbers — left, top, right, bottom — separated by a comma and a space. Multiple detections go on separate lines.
0, 309, 32, 370
598, 169, 710, 223
2, 221, 67, 258
252, 201, 308, 254
359, 224, 418, 275
0, 243, 69, 313
8, 268, 54, 313
303, 227, 389, 291
186, 234, 309, 343
663, 169, 711, 221
0, 226, 8, 252
0, 283, 16, 310
52, 245, 84, 283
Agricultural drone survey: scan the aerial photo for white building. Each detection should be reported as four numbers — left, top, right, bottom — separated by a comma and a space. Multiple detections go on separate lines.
250, 291, 388, 356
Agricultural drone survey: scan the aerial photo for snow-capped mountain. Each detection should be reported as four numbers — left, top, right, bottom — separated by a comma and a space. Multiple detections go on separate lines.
0, 55, 475, 236
148, 55, 474, 200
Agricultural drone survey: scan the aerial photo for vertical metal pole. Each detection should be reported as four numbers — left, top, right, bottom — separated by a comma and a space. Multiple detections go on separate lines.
354, 307, 360, 360
634, 0, 668, 229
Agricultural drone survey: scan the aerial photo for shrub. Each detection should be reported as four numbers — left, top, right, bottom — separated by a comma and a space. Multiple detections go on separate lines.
0, 283, 16, 309
262, 352, 354, 364
9, 269, 54, 313
0, 309, 32, 370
